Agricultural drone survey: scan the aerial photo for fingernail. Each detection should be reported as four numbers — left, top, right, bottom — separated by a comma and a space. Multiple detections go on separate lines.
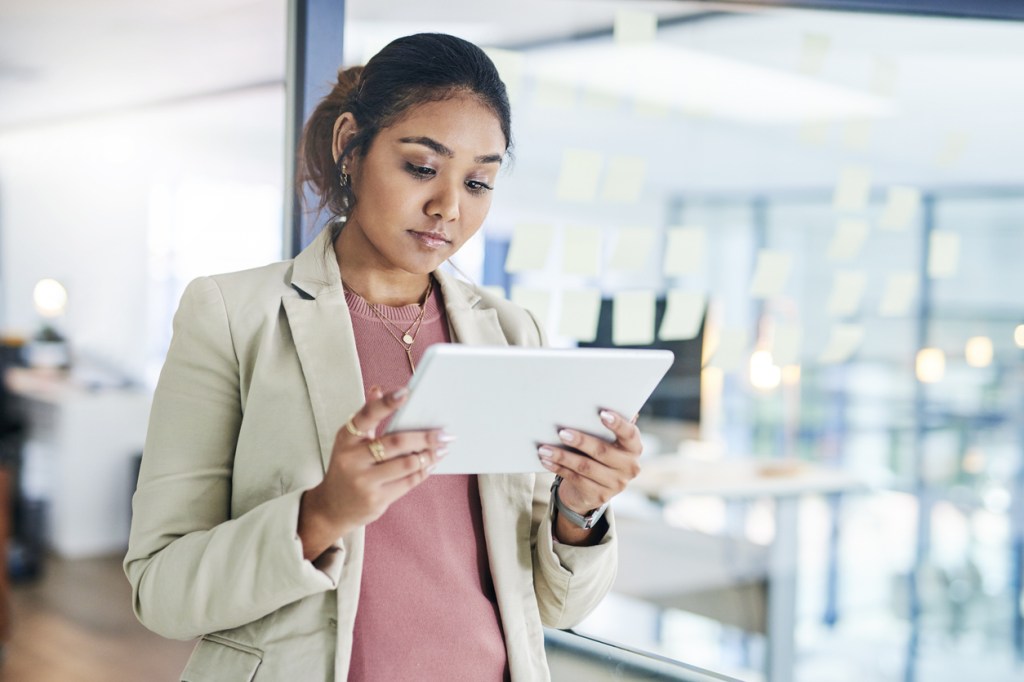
426, 464, 437, 473
436, 447, 449, 458
390, 387, 409, 400
540, 458, 555, 470
600, 410, 615, 426
438, 432, 457, 443
558, 429, 575, 444
538, 446, 555, 458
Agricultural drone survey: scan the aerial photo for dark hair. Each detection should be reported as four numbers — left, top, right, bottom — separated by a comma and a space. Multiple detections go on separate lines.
297, 33, 513, 229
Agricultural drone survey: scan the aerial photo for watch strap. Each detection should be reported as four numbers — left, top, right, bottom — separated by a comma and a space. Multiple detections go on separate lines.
551, 475, 608, 530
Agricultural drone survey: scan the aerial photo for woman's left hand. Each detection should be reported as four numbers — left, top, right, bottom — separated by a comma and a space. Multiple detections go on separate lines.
537, 409, 642, 540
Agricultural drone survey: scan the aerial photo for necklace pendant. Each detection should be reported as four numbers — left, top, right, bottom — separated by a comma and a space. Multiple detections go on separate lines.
403, 333, 414, 344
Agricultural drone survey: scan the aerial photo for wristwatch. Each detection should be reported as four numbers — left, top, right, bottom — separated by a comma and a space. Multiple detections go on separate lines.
550, 475, 608, 530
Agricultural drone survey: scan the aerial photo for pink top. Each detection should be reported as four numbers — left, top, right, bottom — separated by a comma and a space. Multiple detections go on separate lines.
345, 280, 509, 681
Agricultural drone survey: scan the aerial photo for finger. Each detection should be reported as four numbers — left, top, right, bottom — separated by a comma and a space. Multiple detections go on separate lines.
597, 410, 644, 454
339, 386, 410, 445
537, 444, 619, 491
378, 429, 454, 457
370, 447, 446, 485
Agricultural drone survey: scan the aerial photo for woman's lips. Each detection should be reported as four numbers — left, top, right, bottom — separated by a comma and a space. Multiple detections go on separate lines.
408, 230, 451, 249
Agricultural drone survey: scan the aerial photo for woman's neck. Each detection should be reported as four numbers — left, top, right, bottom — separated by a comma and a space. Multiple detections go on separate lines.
334, 229, 432, 306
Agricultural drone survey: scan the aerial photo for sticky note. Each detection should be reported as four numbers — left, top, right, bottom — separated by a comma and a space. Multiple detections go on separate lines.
800, 120, 830, 146
827, 218, 869, 262
879, 186, 921, 231
798, 33, 831, 75
833, 166, 872, 212
659, 290, 706, 341
609, 227, 655, 272
928, 231, 960, 278
479, 285, 506, 300
749, 250, 793, 298
663, 227, 705, 276
613, 290, 656, 345
534, 77, 575, 109
562, 225, 602, 277
614, 10, 658, 45
483, 48, 524, 104
870, 56, 900, 96
843, 119, 872, 151
878, 272, 917, 316
556, 149, 603, 202
633, 99, 671, 118
826, 270, 868, 317
936, 132, 969, 168
601, 156, 647, 203
708, 328, 748, 371
510, 287, 551, 325
559, 289, 602, 342
582, 86, 620, 110
504, 223, 553, 273
818, 324, 865, 364
772, 324, 802, 366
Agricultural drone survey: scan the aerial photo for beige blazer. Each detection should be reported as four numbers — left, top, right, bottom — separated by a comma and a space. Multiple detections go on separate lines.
125, 228, 617, 682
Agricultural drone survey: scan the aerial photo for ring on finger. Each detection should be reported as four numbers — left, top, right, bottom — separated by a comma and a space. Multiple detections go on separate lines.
345, 416, 369, 439
418, 453, 427, 469
367, 439, 386, 464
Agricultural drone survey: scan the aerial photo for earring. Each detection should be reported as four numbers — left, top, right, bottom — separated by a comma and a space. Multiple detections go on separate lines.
339, 163, 350, 188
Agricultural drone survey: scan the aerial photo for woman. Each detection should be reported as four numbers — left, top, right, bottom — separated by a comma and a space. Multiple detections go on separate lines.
125, 33, 643, 681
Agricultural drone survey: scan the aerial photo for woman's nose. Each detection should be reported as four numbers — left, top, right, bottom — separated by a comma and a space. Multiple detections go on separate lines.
425, 182, 460, 222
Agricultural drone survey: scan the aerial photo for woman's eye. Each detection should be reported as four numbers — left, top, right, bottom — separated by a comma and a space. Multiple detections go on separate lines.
405, 163, 435, 178
466, 180, 494, 194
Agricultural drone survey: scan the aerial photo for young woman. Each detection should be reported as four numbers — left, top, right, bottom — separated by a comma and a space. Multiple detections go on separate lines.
125, 33, 644, 681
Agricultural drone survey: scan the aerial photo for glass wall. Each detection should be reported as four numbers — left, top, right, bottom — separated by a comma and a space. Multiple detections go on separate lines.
347, 2, 1024, 680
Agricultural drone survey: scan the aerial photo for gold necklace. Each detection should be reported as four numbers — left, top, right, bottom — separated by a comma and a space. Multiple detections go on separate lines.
344, 278, 434, 373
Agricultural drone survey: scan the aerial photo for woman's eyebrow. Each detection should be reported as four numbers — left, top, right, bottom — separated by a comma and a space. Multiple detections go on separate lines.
399, 136, 503, 165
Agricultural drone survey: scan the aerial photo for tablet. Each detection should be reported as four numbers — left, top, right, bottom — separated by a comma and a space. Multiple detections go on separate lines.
385, 344, 674, 474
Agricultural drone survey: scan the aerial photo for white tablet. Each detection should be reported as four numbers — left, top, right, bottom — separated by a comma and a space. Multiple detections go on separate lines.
385, 344, 674, 474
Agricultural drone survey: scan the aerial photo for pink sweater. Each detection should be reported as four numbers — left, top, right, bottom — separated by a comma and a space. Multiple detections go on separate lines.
345, 281, 510, 681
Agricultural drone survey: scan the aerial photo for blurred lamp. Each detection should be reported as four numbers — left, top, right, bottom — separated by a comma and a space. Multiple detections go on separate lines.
915, 347, 945, 383
34, 278, 68, 318
1015, 324, 1024, 349
964, 336, 993, 368
749, 349, 781, 391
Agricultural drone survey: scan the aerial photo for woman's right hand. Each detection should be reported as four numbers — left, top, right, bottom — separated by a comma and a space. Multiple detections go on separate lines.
297, 385, 451, 561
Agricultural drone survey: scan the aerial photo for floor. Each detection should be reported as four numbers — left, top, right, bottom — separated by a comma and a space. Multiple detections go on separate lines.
0, 554, 194, 682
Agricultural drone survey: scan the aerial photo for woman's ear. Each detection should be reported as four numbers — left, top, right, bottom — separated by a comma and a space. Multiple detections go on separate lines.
331, 112, 359, 165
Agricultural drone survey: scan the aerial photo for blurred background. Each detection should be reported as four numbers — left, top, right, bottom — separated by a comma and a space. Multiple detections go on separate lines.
0, 1, 1021, 680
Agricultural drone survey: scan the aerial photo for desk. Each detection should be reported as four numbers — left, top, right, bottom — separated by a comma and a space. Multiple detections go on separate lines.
6, 368, 151, 558
630, 455, 865, 682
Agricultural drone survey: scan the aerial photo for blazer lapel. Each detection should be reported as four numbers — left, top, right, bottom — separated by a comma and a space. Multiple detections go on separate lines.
284, 229, 366, 472
433, 269, 508, 347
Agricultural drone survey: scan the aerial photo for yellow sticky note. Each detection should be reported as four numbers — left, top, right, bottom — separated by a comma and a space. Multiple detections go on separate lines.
827, 218, 869, 262
534, 77, 575, 109
510, 287, 551, 326
504, 223, 553, 273
878, 272, 917, 317
614, 10, 658, 45
609, 227, 655, 272
879, 186, 921, 230
601, 156, 647, 203
480, 285, 506, 300
870, 56, 900, 96
826, 270, 868, 317
772, 324, 802, 367
659, 290, 706, 341
483, 48, 524, 104
749, 249, 793, 298
800, 120, 831, 146
562, 225, 602, 277
798, 33, 831, 75
663, 227, 705, 276
613, 291, 656, 345
936, 132, 969, 168
559, 289, 602, 342
833, 166, 872, 212
819, 324, 865, 364
708, 328, 748, 371
928, 231, 960, 278
556, 149, 603, 202
843, 119, 872, 151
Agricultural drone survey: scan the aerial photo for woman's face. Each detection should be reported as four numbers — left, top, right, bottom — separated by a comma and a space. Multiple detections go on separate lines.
341, 94, 506, 277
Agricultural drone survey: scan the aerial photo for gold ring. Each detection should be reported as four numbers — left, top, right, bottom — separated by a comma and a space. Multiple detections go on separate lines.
418, 454, 427, 469
345, 416, 368, 439
367, 439, 386, 464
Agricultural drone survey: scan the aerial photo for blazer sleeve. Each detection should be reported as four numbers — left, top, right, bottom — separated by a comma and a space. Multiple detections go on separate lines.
124, 277, 339, 641
517, 308, 619, 629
